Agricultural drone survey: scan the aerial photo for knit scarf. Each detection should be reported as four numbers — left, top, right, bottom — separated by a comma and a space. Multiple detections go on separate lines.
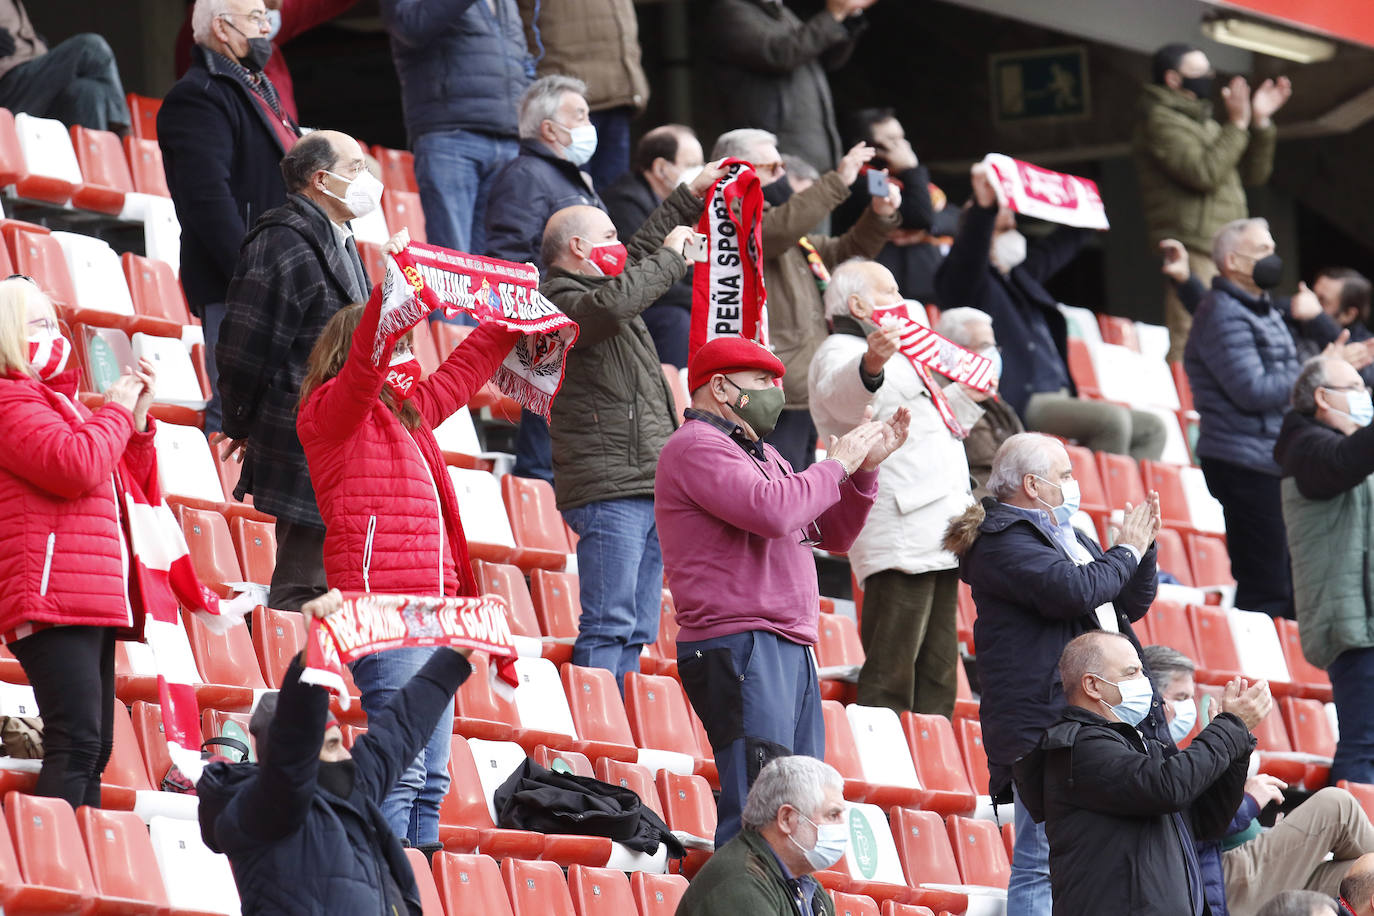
689, 159, 769, 364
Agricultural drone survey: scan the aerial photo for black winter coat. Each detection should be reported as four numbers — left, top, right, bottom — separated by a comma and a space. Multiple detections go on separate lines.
948, 499, 1163, 796
158, 46, 300, 316
198, 650, 473, 916
484, 140, 605, 272
1014, 705, 1254, 916
217, 194, 369, 526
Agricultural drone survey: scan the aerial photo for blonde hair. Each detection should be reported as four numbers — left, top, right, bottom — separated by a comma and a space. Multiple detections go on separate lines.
298, 303, 421, 429
0, 278, 55, 378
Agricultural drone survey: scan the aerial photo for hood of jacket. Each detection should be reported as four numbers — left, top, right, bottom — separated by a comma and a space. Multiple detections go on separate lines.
943, 496, 1057, 557
197, 759, 256, 854
1139, 82, 1214, 124
1014, 704, 1125, 824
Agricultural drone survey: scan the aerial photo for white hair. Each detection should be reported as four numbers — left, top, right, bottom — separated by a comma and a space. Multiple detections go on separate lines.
936, 307, 994, 348
1211, 217, 1269, 271
518, 75, 587, 141
711, 128, 778, 162
191, 0, 235, 45
986, 433, 1061, 501
823, 258, 877, 321
740, 756, 843, 831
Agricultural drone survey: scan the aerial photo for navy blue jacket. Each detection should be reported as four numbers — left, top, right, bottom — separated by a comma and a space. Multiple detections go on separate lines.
1184, 277, 1301, 475
198, 650, 472, 915
484, 140, 605, 271
953, 499, 1163, 797
380, 0, 531, 144
1196, 793, 1262, 916
934, 203, 1090, 419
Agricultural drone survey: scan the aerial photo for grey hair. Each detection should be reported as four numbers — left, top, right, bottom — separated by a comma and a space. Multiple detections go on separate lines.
1254, 889, 1338, 916
1291, 355, 1336, 415
822, 258, 876, 321
986, 432, 1060, 501
936, 307, 994, 348
711, 128, 779, 162
1212, 217, 1269, 270
518, 75, 588, 140
191, 0, 235, 45
280, 132, 339, 194
1141, 644, 1196, 695
740, 756, 843, 831
781, 154, 819, 183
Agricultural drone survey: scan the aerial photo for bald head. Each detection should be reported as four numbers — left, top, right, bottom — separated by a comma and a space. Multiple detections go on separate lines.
1341, 853, 1374, 916
281, 130, 368, 224
541, 206, 619, 274
1061, 631, 1138, 706
823, 259, 902, 323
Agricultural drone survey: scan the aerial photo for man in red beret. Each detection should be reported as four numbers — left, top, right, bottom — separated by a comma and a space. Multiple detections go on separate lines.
655, 335, 909, 847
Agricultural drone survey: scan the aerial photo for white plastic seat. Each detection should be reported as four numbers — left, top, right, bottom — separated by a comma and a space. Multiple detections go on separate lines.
1139, 406, 1190, 465
434, 406, 483, 456
1070, 511, 1100, 546
1058, 304, 1104, 350
1091, 343, 1143, 405
466, 737, 529, 824
1227, 608, 1292, 686
448, 467, 518, 550
0, 680, 38, 717
14, 112, 82, 192
845, 704, 922, 793
52, 231, 135, 316
141, 196, 182, 273
1135, 321, 1171, 364
149, 814, 242, 916
835, 801, 909, 887
1180, 467, 1227, 534
511, 656, 578, 741
123, 617, 204, 687
132, 332, 207, 409
153, 422, 224, 504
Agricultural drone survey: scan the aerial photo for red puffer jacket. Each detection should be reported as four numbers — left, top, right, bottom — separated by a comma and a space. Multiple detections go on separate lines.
298, 300, 519, 598
0, 368, 157, 634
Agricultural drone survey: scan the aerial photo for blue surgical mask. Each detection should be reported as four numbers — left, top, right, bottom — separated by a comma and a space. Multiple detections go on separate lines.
790, 814, 848, 871
1339, 389, 1374, 427
1168, 698, 1197, 743
979, 346, 1002, 381
555, 121, 598, 167
1033, 476, 1080, 526
1093, 673, 1154, 727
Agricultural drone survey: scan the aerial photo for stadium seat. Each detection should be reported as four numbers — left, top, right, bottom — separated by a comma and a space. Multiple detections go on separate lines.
1065, 443, 1109, 515
1154, 527, 1194, 587
816, 613, 864, 700
77, 806, 178, 915
1172, 362, 1195, 413
201, 709, 254, 762
844, 704, 925, 808
631, 871, 688, 916
881, 904, 935, 916
0, 107, 25, 187
471, 559, 545, 642
13, 112, 81, 204
70, 126, 132, 215
384, 188, 427, 244
953, 659, 979, 721
400, 847, 444, 916
1274, 618, 1333, 701
1188, 605, 1246, 685
624, 672, 715, 784
453, 650, 520, 741
504, 857, 577, 916
832, 891, 882, 916
569, 864, 637, 916
531, 744, 594, 778
1227, 607, 1294, 693
121, 252, 191, 325
183, 608, 269, 695
508, 656, 584, 752
501, 475, 572, 569
1097, 452, 1146, 509
1064, 337, 1101, 398
595, 758, 665, 819
148, 814, 241, 916
434, 405, 493, 470
1097, 314, 1140, 351
824, 700, 907, 808
230, 515, 276, 586
8, 221, 78, 309
103, 699, 155, 808
1187, 533, 1235, 589
946, 814, 1011, 888
954, 716, 990, 798
955, 581, 975, 652
435, 851, 515, 916
1248, 703, 1310, 786
1180, 467, 1227, 535
373, 146, 418, 193
131, 700, 175, 789
560, 664, 640, 762
901, 712, 977, 816
4, 792, 99, 914
654, 769, 715, 876
888, 807, 970, 915
124, 136, 171, 197
0, 792, 81, 914
442, 737, 548, 859
358, 239, 385, 285
1282, 697, 1336, 787
181, 506, 244, 598
132, 332, 208, 409
127, 94, 162, 141
75, 323, 132, 394
1145, 599, 1199, 658
1339, 781, 1374, 825
834, 802, 913, 904
1141, 460, 1192, 533
449, 468, 519, 565
530, 568, 581, 643
644, 589, 681, 678
155, 423, 226, 507
252, 607, 306, 686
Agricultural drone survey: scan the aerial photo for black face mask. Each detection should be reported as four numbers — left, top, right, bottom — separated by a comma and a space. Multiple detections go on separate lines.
317, 759, 356, 797
239, 36, 273, 72
1250, 253, 1283, 291
761, 178, 793, 208
1179, 74, 1214, 100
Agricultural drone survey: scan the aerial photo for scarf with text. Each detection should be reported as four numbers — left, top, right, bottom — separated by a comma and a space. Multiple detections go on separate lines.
871, 301, 997, 438
378, 243, 580, 420
690, 159, 769, 364
982, 153, 1109, 230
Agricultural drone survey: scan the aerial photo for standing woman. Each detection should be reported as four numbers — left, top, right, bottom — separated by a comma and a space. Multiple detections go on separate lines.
297, 256, 520, 849
0, 276, 157, 808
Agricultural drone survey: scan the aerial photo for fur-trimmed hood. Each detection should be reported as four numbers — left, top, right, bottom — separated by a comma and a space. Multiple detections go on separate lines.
943, 501, 987, 557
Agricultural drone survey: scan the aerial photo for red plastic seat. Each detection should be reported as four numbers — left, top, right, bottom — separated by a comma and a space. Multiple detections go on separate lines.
954, 716, 990, 797
644, 589, 681, 678
624, 671, 716, 783
531, 744, 594, 778
821, 701, 922, 808
1274, 618, 1333, 702
127, 94, 161, 141
530, 569, 581, 642
558, 665, 638, 763
384, 188, 427, 244
955, 581, 975, 653
1065, 444, 1109, 514
0, 107, 25, 187
373, 146, 418, 193
123, 136, 170, 197
229, 514, 276, 585
180, 507, 243, 598
594, 758, 666, 820
501, 475, 572, 567
7, 222, 78, 310
833, 892, 882, 916
1249, 703, 1309, 786
1339, 780, 1374, 825
954, 660, 980, 721
434, 852, 515, 916
568, 864, 636, 916
399, 848, 443, 915
1065, 338, 1101, 399
816, 613, 864, 702
881, 904, 936, 916
947, 814, 1011, 888
504, 858, 580, 916
103, 699, 153, 809
121, 252, 190, 325
3, 791, 98, 914
1153, 527, 1194, 587
358, 240, 385, 285
201, 709, 254, 758
252, 607, 305, 686
1097, 452, 1146, 509
70, 125, 132, 215
1172, 363, 1195, 412
901, 712, 977, 816
0, 796, 84, 914
655, 769, 716, 875
131, 700, 178, 789
77, 806, 176, 915
471, 560, 544, 640
1188, 604, 1244, 685
661, 363, 688, 421
1142, 460, 1193, 531
1145, 599, 1200, 658
1187, 534, 1235, 589
630, 871, 688, 916
888, 807, 969, 914
1097, 314, 1140, 351
1282, 696, 1336, 787
440, 737, 546, 859
184, 610, 268, 693
453, 650, 520, 741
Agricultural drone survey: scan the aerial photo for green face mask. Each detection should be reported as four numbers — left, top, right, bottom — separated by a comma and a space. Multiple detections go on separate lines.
723, 376, 786, 439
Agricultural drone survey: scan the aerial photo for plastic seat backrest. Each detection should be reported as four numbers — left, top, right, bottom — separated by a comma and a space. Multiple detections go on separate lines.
230, 515, 277, 585
155, 422, 224, 504
0, 107, 25, 184
71, 125, 132, 205
253, 607, 306, 686
846, 704, 922, 790
1064, 444, 1109, 513
127, 94, 162, 141
1227, 608, 1291, 685
816, 613, 865, 669
77, 806, 172, 908
511, 656, 578, 739
52, 231, 136, 318
403, 847, 445, 916
1282, 697, 1336, 757
78, 324, 135, 396
1189, 604, 1244, 677
441, 737, 499, 830
954, 717, 990, 797
890, 807, 963, 886
132, 332, 204, 406
1141, 460, 1192, 531
531, 569, 580, 640
435, 852, 514, 916
124, 136, 171, 197
1145, 599, 1199, 658
568, 864, 636, 916
466, 738, 529, 822
946, 814, 1011, 887
181, 506, 243, 591
449, 468, 518, 548
902, 712, 976, 799
532, 744, 594, 777
471, 559, 542, 638
624, 671, 703, 757
1154, 527, 1194, 587
882, 904, 936, 916
185, 605, 269, 690
106, 698, 153, 792
1180, 467, 1227, 535
373, 147, 418, 193
1275, 618, 1332, 689
630, 871, 688, 916
384, 188, 427, 243
1187, 533, 1235, 587
821, 699, 864, 783
502, 855, 577, 916
14, 112, 81, 194
147, 814, 241, 914
9, 224, 78, 308
5, 791, 97, 895
131, 700, 174, 787
1097, 452, 1146, 509
655, 769, 717, 840
833, 892, 882, 916
1065, 337, 1100, 395
594, 758, 665, 820
121, 252, 189, 324
1250, 702, 1294, 753
502, 475, 572, 554
454, 650, 520, 732
562, 664, 637, 749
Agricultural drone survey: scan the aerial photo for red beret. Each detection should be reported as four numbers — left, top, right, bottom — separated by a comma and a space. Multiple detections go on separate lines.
688, 336, 786, 393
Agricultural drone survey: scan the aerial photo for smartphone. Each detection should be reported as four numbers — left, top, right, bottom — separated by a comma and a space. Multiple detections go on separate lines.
867, 169, 891, 197
684, 232, 709, 263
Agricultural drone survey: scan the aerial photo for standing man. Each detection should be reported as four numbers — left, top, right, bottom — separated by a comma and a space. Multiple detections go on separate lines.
0, 0, 129, 131
1275, 356, 1374, 784
380, 0, 530, 256
809, 259, 983, 717
1133, 42, 1291, 361
709, 0, 877, 174
935, 306, 1024, 501
538, 163, 720, 690
943, 432, 1163, 916
1015, 631, 1267, 916
217, 131, 395, 612
656, 335, 908, 847
161, 0, 302, 434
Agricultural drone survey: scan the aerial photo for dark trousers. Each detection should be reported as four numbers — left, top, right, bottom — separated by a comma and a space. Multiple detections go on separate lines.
1329, 646, 1374, 785
513, 409, 554, 485
856, 567, 961, 718
765, 408, 817, 471
678, 630, 824, 848
586, 106, 633, 195
0, 34, 129, 131
269, 519, 328, 611
1199, 457, 1294, 618
10, 625, 116, 808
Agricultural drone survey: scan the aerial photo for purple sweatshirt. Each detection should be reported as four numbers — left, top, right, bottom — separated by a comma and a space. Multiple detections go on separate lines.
654, 416, 879, 646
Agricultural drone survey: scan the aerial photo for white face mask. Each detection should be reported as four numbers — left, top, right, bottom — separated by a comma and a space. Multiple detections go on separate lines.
1168, 697, 1198, 743
323, 168, 384, 219
790, 813, 848, 871
677, 164, 704, 188
1093, 673, 1153, 727
979, 345, 1002, 380
554, 122, 598, 167
992, 229, 1028, 273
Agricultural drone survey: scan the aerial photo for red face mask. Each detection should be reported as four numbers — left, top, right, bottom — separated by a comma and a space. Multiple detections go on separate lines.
584, 239, 628, 277
384, 350, 421, 401
27, 324, 71, 380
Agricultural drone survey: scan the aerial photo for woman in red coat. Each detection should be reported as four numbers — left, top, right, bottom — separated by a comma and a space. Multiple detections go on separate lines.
0, 276, 157, 808
297, 274, 518, 848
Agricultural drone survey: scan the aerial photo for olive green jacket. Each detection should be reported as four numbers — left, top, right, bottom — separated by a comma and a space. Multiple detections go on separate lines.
1131, 83, 1277, 253
674, 828, 837, 916
543, 184, 698, 511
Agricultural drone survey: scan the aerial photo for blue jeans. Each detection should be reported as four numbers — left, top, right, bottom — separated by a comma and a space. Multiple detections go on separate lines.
348, 646, 454, 845
513, 409, 553, 484
586, 107, 633, 194
413, 128, 518, 255
678, 630, 824, 848
562, 497, 662, 690
1008, 784, 1052, 916
1330, 646, 1374, 784
202, 301, 225, 434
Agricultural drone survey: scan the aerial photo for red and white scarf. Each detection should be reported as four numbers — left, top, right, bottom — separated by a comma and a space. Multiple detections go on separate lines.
982, 153, 1109, 230
689, 159, 769, 364
379, 243, 580, 420
871, 301, 997, 438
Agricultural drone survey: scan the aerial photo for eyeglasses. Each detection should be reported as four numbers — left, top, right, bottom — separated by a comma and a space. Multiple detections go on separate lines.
220, 9, 271, 28
26, 317, 57, 334
327, 160, 367, 179
799, 519, 823, 548
6, 274, 34, 284
1326, 384, 1369, 394
755, 161, 786, 178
